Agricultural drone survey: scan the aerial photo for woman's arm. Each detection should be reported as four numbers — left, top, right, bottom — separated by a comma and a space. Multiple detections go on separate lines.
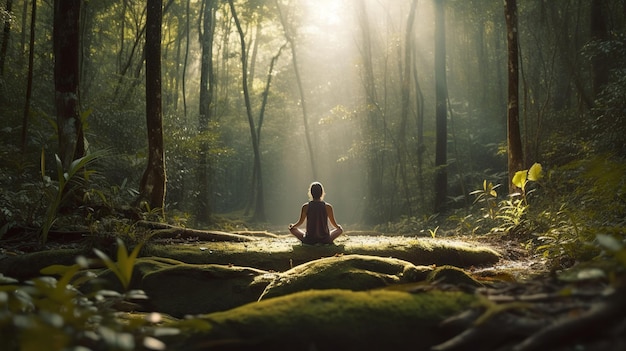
326, 204, 342, 229
289, 203, 308, 228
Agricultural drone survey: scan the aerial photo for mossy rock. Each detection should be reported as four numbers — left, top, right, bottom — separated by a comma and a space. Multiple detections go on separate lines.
144, 235, 500, 272
259, 254, 433, 300
163, 289, 476, 351
0, 248, 88, 281
82, 257, 274, 317
141, 262, 273, 317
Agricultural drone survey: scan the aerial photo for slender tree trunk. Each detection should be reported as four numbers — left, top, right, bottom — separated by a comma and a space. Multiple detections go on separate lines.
229, 0, 265, 222
182, 0, 190, 118
356, 0, 386, 224
504, 0, 524, 193
412, 53, 425, 209
434, 0, 448, 213
276, 1, 317, 179
0, 0, 12, 76
53, 0, 84, 169
138, 0, 166, 214
197, 0, 216, 223
21, 0, 36, 153
590, 0, 609, 97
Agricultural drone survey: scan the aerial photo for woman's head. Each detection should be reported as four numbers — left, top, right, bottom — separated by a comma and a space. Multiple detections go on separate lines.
308, 182, 324, 200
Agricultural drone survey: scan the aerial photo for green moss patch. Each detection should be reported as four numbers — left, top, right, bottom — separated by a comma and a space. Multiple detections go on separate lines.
165, 289, 476, 351
259, 254, 433, 300
144, 235, 501, 272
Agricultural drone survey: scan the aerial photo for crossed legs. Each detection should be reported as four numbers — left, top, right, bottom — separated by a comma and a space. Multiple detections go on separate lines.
289, 226, 344, 243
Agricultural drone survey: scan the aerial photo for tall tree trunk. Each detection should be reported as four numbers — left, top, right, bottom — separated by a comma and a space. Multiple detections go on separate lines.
276, 1, 317, 179
590, 0, 609, 98
504, 0, 524, 193
356, 0, 386, 224
138, 0, 166, 214
397, 0, 418, 216
434, 0, 448, 213
0, 0, 12, 76
229, 0, 265, 222
182, 0, 190, 118
197, 0, 216, 224
21, 0, 36, 153
53, 0, 85, 170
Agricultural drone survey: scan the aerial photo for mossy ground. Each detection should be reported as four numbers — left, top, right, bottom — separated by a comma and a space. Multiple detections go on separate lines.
164, 289, 476, 351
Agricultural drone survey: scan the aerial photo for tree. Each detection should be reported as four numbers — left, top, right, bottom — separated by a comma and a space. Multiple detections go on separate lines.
21, 0, 36, 153
276, 0, 317, 180
197, 0, 217, 223
504, 0, 524, 193
434, 0, 448, 213
0, 0, 12, 76
137, 0, 166, 214
229, 0, 265, 222
53, 0, 85, 170
590, 0, 609, 98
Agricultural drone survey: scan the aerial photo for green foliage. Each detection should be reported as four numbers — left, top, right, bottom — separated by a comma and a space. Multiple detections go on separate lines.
94, 238, 144, 291
40, 150, 107, 244
530, 155, 626, 269
0, 256, 170, 351
469, 163, 543, 236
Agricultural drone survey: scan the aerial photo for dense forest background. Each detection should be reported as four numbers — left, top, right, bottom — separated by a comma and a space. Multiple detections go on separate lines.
1, 0, 624, 237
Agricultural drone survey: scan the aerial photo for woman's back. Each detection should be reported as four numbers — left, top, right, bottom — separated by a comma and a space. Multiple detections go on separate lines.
304, 200, 330, 244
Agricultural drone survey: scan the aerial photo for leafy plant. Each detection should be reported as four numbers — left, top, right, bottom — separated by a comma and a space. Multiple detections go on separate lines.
40, 149, 106, 244
470, 180, 500, 220
94, 238, 144, 291
0, 256, 168, 351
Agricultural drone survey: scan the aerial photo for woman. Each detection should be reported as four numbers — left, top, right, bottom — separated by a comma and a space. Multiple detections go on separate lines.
289, 182, 344, 244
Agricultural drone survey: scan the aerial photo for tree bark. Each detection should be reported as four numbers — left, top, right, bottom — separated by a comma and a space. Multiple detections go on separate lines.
0, 0, 12, 76
355, 0, 386, 223
590, 0, 609, 97
504, 0, 524, 193
229, 0, 266, 222
434, 0, 448, 213
21, 0, 36, 153
197, 0, 217, 223
53, 0, 85, 169
138, 0, 166, 214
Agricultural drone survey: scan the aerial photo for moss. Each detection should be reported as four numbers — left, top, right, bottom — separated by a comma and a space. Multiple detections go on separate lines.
0, 248, 88, 281
141, 261, 271, 317
259, 254, 433, 300
144, 235, 500, 272
166, 289, 476, 351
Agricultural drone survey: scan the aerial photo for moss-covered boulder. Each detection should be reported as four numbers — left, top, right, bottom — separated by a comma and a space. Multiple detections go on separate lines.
141, 262, 273, 317
144, 235, 501, 272
84, 257, 275, 317
164, 289, 476, 351
259, 254, 433, 300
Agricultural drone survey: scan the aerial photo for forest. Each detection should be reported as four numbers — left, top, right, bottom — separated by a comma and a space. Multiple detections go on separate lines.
0, 0, 625, 350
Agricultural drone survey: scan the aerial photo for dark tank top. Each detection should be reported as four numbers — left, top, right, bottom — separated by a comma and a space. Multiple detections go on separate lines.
304, 200, 331, 244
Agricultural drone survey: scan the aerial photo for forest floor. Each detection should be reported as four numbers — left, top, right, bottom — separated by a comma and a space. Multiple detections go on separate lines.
1, 226, 625, 350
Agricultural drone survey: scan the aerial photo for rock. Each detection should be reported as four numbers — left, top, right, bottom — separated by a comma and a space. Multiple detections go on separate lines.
259, 254, 433, 300
163, 289, 476, 351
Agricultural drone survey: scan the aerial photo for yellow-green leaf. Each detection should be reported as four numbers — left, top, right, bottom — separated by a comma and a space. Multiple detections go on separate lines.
512, 170, 527, 189
528, 163, 543, 181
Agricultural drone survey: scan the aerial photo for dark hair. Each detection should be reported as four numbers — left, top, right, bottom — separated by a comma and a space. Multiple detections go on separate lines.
308, 182, 324, 200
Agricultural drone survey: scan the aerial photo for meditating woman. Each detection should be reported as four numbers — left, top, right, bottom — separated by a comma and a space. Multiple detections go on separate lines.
289, 182, 344, 244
